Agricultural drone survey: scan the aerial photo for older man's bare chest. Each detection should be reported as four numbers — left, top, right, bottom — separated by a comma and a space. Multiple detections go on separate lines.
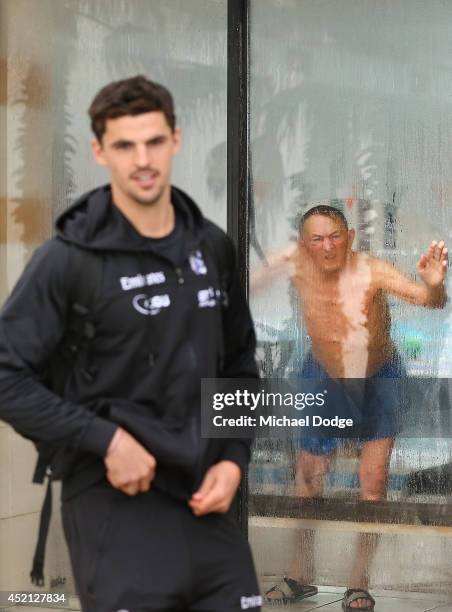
292, 257, 375, 343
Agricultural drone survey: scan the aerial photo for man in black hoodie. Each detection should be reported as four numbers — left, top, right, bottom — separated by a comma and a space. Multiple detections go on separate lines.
0, 76, 261, 612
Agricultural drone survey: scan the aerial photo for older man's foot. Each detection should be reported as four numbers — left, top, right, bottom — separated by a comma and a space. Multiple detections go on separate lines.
265, 577, 318, 604
342, 588, 375, 611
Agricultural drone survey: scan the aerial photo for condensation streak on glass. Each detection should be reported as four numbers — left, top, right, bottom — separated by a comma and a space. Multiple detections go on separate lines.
249, 0, 452, 598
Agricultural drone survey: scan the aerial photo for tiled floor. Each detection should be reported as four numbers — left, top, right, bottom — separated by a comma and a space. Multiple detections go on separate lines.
2, 590, 452, 611
262, 587, 452, 611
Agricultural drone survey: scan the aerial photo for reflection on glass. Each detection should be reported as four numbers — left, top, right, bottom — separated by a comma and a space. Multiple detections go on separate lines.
249, 0, 452, 600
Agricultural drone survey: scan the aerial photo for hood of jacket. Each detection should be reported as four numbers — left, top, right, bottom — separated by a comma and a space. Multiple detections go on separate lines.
55, 184, 206, 253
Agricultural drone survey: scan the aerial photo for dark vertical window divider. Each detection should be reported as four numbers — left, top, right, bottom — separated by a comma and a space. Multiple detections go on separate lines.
227, 0, 250, 535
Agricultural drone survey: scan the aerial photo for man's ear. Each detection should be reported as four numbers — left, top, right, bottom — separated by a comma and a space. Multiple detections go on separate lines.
91, 137, 108, 167
172, 127, 181, 156
348, 228, 356, 247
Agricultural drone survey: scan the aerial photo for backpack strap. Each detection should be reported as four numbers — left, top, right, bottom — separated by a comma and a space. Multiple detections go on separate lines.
60, 245, 104, 384
31, 245, 103, 587
33, 245, 103, 483
30, 479, 52, 586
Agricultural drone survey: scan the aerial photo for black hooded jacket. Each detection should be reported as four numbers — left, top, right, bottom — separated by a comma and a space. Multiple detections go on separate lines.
0, 185, 258, 500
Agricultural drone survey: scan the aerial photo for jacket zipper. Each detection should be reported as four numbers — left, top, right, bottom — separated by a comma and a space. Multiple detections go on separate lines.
174, 264, 205, 485
174, 265, 197, 369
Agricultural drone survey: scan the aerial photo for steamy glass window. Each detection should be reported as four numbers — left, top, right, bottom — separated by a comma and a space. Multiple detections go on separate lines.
249, 0, 452, 599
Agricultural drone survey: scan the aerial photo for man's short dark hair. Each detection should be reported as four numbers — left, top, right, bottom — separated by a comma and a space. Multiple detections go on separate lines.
88, 75, 176, 141
299, 205, 348, 232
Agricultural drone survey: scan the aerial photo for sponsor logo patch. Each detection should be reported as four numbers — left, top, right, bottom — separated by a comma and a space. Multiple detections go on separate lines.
240, 595, 263, 609
120, 271, 166, 291
133, 293, 171, 316
198, 286, 221, 308
189, 250, 207, 275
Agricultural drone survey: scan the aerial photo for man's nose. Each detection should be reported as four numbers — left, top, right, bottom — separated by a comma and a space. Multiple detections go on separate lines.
323, 238, 334, 251
134, 144, 150, 168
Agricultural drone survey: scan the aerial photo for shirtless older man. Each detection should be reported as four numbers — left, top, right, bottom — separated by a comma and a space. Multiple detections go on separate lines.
259, 205, 448, 610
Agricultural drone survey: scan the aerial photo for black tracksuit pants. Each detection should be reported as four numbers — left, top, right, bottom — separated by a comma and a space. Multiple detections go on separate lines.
62, 480, 261, 612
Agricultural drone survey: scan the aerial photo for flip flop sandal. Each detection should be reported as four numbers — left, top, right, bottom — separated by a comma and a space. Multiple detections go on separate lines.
265, 577, 318, 604
342, 588, 376, 612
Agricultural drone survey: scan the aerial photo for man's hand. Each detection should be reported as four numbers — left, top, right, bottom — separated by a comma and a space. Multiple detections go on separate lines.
104, 427, 156, 496
417, 240, 448, 288
249, 244, 296, 294
188, 460, 242, 516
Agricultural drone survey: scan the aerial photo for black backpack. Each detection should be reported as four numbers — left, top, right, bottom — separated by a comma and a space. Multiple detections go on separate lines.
30, 228, 232, 586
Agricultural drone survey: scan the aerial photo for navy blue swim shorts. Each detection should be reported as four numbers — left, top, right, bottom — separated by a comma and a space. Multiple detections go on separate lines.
295, 352, 406, 455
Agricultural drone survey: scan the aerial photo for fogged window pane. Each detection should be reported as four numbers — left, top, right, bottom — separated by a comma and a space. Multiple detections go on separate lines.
0, 0, 226, 598
249, 0, 452, 598
2, 0, 227, 301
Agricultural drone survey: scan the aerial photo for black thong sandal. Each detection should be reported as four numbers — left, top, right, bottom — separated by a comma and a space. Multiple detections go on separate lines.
265, 577, 318, 604
342, 588, 376, 612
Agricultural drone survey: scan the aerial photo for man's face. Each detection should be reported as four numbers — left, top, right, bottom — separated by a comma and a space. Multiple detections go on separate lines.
92, 111, 180, 207
300, 214, 354, 273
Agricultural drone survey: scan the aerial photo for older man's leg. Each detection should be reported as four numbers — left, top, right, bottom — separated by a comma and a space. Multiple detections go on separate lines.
347, 438, 394, 609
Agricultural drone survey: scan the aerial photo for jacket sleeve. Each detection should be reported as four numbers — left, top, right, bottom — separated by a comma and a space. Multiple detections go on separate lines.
0, 240, 117, 456
218, 235, 259, 473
